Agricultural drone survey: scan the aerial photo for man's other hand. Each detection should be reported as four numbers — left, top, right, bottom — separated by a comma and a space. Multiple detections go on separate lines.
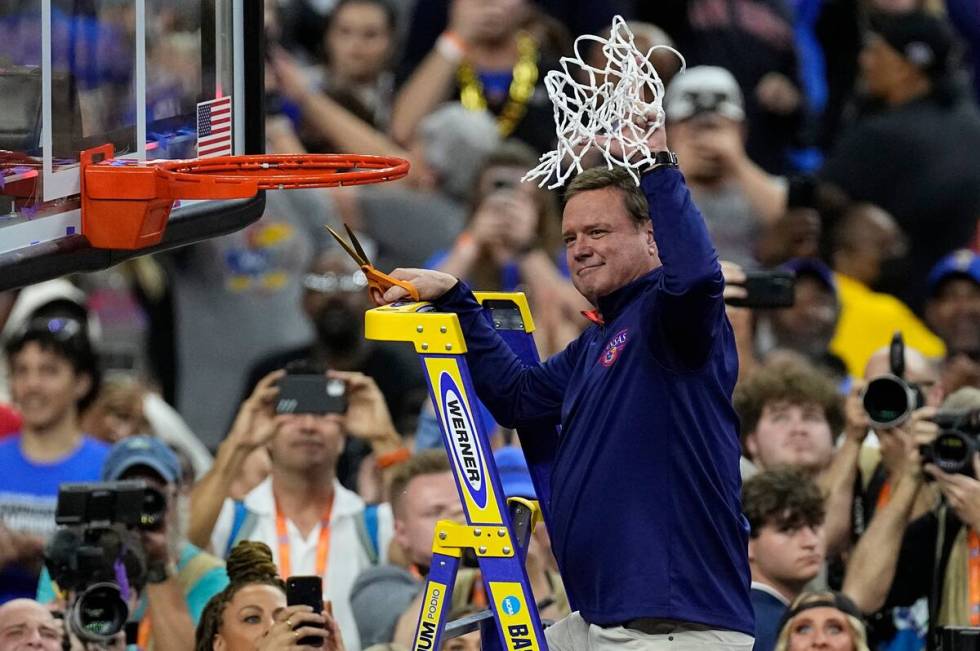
328, 370, 399, 445
925, 454, 980, 530
381, 268, 458, 304
228, 370, 285, 451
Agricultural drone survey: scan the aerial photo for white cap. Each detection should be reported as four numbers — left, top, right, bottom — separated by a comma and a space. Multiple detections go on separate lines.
664, 66, 745, 122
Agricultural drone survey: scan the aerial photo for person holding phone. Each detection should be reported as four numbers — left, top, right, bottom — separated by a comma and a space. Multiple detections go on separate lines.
189, 362, 406, 651
196, 541, 344, 651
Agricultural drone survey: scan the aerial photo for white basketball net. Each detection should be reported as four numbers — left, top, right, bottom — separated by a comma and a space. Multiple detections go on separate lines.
522, 16, 685, 189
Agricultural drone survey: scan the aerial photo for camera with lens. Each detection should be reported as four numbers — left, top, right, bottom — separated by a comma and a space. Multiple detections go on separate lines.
863, 332, 925, 429
920, 409, 980, 478
44, 480, 166, 643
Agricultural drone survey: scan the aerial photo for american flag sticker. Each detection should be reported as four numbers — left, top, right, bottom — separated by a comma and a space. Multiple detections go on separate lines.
196, 96, 233, 158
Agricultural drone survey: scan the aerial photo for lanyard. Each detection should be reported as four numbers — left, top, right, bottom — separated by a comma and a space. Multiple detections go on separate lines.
137, 618, 151, 650
969, 529, 980, 625
275, 494, 334, 579
876, 479, 892, 512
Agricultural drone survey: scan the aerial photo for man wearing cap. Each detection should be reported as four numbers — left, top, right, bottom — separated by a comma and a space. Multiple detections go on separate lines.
665, 66, 788, 269
821, 10, 980, 311
754, 258, 847, 382
38, 436, 228, 651
925, 249, 980, 393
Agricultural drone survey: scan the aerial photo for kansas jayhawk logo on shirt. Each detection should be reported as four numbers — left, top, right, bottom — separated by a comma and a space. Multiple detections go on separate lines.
599, 328, 630, 367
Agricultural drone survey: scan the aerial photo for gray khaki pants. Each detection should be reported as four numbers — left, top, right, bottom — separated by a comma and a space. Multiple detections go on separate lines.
545, 612, 755, 651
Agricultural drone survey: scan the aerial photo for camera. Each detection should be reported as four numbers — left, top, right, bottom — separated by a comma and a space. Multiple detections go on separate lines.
920, 409, 980, 478
44, 481, 164, 643
862, 333, 925, 428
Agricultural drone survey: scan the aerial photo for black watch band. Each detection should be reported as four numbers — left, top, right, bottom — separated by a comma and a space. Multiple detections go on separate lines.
646, 150, 679, 171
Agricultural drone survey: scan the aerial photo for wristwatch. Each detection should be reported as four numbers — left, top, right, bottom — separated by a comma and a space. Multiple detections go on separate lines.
645, 150, 679, 172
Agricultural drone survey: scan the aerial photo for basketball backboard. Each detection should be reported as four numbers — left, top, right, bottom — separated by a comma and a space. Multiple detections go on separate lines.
0, 0, 265, 290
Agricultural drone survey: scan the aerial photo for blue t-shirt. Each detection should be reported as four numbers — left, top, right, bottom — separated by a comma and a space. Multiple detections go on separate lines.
0, 435, 110, 602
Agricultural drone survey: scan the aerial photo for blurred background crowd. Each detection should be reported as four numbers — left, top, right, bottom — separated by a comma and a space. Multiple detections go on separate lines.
0, 0, 979, 649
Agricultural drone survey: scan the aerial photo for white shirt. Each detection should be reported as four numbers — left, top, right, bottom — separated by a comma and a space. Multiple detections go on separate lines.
211, 478, 393, 651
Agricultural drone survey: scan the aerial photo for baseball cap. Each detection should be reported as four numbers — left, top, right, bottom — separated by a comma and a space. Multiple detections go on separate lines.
493, 446, 536, 499
101, 435, 181, 484
869, 10, 954, 78
778, 591, 865, 637
781, 257, 837, 295
927, 249, 980, 295
664, 66, 745, 122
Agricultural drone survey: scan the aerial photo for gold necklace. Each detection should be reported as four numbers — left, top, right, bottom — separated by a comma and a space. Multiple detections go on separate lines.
458, 32, 539, 137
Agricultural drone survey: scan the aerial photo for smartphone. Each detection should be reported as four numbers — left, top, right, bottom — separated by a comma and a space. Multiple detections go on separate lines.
276, 375, 347, 415
725, 270, 796, 309
285, 576, 325, 647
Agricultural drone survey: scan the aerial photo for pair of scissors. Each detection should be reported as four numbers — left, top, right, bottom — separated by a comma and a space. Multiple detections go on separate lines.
325, 223, 420, 304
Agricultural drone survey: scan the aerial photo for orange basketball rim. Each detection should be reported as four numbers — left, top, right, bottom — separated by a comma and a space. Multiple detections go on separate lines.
80, 144, 409, 250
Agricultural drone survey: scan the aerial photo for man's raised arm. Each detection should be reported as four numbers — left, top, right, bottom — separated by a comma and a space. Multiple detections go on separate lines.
642, 167, 726, 368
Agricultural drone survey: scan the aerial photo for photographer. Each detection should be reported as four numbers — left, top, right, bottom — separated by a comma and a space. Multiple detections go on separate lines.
818, 343, 944, 558
39, 436, 228, 651
189, 364, 405, 651
843, 388, 980, 648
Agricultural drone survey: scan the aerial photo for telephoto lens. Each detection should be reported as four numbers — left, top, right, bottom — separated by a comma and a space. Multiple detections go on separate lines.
862, 375, 924, 428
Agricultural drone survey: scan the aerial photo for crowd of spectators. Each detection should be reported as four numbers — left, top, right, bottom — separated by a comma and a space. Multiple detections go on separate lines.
1, 0, 979, 649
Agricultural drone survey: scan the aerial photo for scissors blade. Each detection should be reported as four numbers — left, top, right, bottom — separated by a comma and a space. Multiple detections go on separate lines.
324, 224, 366, 266
344, 223, 372, 267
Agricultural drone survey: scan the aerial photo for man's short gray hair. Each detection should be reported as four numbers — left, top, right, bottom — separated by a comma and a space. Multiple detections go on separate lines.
564, 167, 649, 226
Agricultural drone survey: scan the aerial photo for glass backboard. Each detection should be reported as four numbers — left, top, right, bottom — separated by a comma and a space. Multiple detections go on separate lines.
0, 0, 264, 290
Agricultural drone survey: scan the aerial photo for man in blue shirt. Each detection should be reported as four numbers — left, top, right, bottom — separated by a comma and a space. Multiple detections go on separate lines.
379, 124, 754, 649
0, 314, 108, 603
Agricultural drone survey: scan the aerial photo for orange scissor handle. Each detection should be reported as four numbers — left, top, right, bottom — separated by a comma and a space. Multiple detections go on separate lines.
363, 266, 421, 304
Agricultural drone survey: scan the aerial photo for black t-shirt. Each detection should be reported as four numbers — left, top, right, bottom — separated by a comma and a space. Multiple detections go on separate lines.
821, 93, 980, 312
641, 0, 804, 174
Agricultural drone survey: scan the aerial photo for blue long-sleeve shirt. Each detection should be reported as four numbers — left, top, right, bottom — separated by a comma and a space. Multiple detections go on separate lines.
433, 168, 754, 634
